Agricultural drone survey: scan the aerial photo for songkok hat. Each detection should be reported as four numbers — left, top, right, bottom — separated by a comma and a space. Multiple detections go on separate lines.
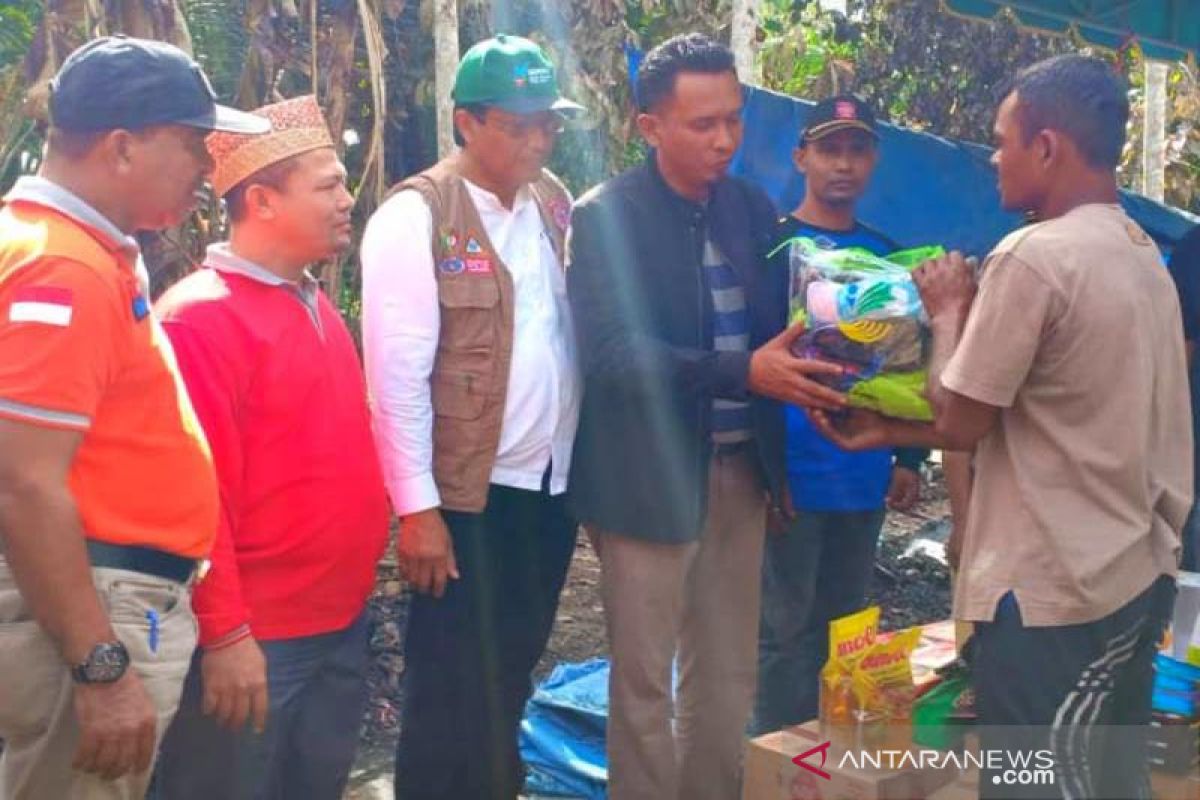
208, 95, 334, 197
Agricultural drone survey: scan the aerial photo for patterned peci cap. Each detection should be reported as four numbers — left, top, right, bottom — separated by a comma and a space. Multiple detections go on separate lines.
207, 95, 334, 197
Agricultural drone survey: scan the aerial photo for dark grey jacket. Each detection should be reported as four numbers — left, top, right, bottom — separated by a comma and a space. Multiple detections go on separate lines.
566, 155, 786, 543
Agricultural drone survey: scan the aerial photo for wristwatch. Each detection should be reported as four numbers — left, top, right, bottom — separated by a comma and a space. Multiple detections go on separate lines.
71, 641, 130, 684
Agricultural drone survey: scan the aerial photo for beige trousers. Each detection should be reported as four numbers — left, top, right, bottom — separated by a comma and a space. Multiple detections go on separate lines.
594, 449, 767, 800
0, 558, 196, 800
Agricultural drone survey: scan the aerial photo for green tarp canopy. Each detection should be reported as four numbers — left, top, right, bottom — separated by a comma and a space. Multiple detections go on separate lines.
943, 0, 1199, 61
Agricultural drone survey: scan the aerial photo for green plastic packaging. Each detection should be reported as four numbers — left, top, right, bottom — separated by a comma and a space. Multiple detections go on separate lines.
912, 672, 971, 750
847, 370, 933, 422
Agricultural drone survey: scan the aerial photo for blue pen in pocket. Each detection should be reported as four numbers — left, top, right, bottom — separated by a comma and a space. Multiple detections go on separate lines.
146, 609, 160, 654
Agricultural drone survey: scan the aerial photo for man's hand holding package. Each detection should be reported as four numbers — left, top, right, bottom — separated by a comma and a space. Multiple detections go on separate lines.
807, 407, 896, 451
749, 320, 848, 410
912, 251, 976, 322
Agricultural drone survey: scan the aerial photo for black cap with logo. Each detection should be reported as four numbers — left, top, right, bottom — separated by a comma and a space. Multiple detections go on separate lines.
801, 95, 879, 145
49, 36, 270, 135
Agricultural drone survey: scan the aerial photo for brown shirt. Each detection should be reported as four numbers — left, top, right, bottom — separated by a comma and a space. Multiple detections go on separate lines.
943, 203, 1192, 626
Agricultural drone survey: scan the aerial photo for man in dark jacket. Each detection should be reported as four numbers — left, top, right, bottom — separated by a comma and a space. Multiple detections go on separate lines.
566, 33, 845, 800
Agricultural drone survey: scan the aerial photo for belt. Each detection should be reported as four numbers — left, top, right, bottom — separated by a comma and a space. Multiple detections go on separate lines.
86, 540, 199, 584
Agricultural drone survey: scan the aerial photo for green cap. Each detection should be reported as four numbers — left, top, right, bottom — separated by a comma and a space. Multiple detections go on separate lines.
452, 34, 584, 116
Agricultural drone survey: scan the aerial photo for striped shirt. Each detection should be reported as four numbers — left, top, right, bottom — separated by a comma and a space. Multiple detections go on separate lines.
704, 237, 753, 444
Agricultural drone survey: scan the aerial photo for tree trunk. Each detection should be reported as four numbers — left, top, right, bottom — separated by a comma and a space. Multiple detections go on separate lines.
316, 2, 361, 296
236, 0, 281, 108
23, 0, 92, 121
1142, 59, 1168, 202
24, 0, 193, 121
433, 0, 459, 158
730, 0, 759, 85
354, 0, 388, 207
323, 2, 359, 147
109, 0, 192, 51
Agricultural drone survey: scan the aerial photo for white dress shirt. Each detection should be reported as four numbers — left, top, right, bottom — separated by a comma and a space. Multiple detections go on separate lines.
361, 179, 580, 516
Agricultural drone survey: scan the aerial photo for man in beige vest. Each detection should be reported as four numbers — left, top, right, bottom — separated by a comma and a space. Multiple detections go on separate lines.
361, 34, 583, 800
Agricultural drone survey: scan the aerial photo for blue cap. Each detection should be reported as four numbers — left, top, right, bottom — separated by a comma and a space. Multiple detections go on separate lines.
49, 36, 270, 135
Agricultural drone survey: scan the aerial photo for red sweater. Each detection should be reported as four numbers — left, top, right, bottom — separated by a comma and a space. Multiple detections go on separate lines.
157, 263, 389, 646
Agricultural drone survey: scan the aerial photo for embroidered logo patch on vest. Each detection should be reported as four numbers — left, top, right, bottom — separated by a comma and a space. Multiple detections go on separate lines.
438, 257, 466, 274
464, 258, 493, 274
465, 236, 483, 255
440, 229, 459, 252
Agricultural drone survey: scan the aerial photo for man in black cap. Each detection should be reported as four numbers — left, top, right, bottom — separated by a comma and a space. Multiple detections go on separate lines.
0, 36, 265, 799
751, 94, 928, 735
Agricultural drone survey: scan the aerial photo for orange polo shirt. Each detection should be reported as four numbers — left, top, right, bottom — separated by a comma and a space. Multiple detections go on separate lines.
0, 178, 218, 559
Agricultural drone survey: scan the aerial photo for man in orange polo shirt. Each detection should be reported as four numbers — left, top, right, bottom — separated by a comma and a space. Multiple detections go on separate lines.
0, 37, 266, 799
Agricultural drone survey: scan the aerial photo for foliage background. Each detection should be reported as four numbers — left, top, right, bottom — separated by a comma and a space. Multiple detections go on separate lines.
1, 0, 1197, 322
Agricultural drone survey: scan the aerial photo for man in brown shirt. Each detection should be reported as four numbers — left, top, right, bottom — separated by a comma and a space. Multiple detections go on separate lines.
813, 54, 1191, 799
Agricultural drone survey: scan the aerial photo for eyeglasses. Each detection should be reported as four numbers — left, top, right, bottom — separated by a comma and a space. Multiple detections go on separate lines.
485, 112, 566, 139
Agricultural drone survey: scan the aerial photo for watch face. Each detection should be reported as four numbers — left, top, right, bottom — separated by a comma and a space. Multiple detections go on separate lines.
79, 642, 129, 683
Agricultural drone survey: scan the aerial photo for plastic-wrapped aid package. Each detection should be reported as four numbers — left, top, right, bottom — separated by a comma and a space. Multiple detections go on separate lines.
784, 237, 943, 421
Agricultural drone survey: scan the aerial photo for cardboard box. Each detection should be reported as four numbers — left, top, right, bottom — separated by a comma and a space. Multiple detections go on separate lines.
1152, 768, 1200, 800
910, 620, 961, 685
743, 721, 959, 800
926, 769, 977, 800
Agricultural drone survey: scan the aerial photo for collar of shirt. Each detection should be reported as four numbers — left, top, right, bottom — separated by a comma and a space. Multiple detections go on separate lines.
462, 178, 534, 218
205, 242, 321, 319
646, 151, 710, 222
5, 175, 141, 263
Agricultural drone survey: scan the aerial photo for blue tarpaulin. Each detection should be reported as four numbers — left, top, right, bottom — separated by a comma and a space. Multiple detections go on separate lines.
943, 0, 1199, 63
730, 85, 1198, 259
520, 659, 609, 798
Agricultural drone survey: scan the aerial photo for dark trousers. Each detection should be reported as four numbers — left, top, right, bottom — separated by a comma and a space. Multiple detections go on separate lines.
974, 576, 1175, 800
393, 483, 577, 800
1182, 502, 1198, 572
750, 508, 885, 734
154, 611, 370, 800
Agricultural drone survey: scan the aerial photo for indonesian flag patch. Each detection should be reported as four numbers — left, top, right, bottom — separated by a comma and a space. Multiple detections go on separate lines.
8, 286, 74, 327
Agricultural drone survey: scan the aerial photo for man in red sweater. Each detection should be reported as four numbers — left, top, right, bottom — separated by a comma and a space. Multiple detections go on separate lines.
152, 95, 390, 799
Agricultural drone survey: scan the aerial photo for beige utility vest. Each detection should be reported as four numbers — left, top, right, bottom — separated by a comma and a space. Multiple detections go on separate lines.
388, 157, 571, 512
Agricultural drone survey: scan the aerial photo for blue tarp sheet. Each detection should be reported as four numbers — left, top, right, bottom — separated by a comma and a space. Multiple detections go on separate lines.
520, 659, 609, 798
731, 86, 1198, 258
